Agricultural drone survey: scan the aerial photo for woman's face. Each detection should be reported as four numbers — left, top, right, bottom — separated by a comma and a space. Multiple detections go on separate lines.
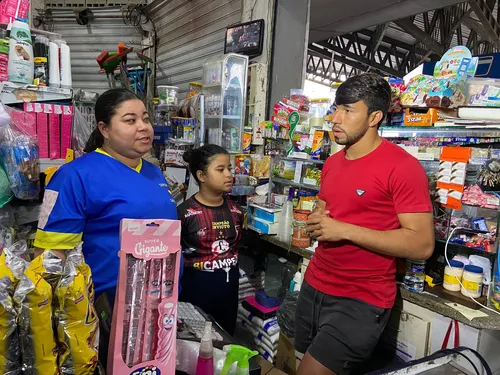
198, 154, 233, 194
99, 99, 153, 159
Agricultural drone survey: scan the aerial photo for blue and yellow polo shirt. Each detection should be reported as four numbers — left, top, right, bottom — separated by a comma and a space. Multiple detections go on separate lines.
34, 148, 178, 294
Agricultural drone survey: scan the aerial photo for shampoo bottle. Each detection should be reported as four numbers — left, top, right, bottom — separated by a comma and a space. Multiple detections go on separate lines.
7, 20, 34, 84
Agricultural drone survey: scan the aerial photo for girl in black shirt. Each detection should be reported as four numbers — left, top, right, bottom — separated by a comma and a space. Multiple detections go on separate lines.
178, 144, 243, 334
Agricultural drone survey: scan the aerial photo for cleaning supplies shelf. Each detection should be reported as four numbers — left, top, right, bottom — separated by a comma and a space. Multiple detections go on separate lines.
0, 82, 72, 104
0, 23, 62, 39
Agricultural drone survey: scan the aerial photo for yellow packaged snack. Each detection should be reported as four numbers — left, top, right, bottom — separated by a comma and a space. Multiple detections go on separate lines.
13, 251, 62, 375
0, 241, 30, 375
55, 249, 99, 375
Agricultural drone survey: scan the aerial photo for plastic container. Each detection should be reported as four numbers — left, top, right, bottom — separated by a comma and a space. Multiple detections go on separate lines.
195, 321, 214, 375
461, 265, 484, 298
59, 40, 72, 89
33, 35, 49, 86
278, 201, 293, 244
7, 20, 34, 84
158, 85, 179, 105
291, 209, 311, 248
309, 98, 330, 128
443, 260, 464, 292
403, 260, 426, 293
466, 78, 500, 107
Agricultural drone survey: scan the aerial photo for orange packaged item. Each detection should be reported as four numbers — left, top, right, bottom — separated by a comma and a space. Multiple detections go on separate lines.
404, 108, 438, 127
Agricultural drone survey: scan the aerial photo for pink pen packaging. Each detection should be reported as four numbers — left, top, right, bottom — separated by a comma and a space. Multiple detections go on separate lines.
108, 219, 181, 375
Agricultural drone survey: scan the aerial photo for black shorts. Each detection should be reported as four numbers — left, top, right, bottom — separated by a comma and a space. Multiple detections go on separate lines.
294, 280, 390, 375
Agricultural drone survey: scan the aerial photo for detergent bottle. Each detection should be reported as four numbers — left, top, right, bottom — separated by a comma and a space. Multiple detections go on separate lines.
221, 345, 258, 375
195, 321, 214, 375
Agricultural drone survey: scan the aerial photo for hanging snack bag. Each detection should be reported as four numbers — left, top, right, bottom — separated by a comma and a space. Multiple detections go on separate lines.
13, 251, 62, 375
55, 248, 99, 375
0, 240, 30, 375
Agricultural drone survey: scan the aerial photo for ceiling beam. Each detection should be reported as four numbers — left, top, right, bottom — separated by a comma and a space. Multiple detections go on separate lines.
308, 45, 374, 75
394, 17, 445, 55
468, 0, 500, 49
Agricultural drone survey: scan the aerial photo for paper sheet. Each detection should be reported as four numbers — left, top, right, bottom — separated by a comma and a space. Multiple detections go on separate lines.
445, 302, 489, 321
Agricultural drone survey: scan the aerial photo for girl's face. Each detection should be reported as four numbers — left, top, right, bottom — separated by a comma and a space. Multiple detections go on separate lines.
198, 154, 233, 194
99, 99, 153, 159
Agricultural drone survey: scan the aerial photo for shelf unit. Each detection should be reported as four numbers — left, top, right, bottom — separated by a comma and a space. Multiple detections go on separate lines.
380, 126, 500, 138
0, 82, 73, 105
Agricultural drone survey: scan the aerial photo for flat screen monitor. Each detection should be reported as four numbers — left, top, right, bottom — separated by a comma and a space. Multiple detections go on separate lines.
224, 19, 264, 57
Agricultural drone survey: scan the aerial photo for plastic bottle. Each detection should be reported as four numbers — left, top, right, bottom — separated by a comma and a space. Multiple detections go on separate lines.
7, 20, 34, 84
59, 40, 72, 89
404, 260, 426, 293
195, 321, 214, 375
278, 200, 293, 244
289, 271, 301, 293
33, 35, 49, 86
221, 345, 258, 375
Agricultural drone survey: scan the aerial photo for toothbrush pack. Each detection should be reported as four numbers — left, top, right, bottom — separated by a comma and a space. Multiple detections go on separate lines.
108, 219, 181, 375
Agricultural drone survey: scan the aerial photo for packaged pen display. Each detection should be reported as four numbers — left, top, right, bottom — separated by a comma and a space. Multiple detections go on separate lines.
108, 219, 181, 375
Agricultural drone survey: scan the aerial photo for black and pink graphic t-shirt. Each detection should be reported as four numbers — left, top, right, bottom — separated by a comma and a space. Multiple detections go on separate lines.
177, 196, 243, 272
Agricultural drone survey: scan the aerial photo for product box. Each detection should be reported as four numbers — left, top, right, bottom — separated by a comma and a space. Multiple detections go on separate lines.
108, 219, 181, 375
61, 106, 73, 159
37, 112, 49, 158
247, 215, 279, 235
403, 108, 439, 127
248, 203, 282, 223
275, 333, 301, 375
49, 112, 61, 159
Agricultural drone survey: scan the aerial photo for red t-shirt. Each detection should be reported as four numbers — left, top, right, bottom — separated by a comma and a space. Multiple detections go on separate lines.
305, 139, 433, 309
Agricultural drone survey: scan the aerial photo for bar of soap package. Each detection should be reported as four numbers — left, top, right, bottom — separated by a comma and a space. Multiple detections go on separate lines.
108, 219, 181, 375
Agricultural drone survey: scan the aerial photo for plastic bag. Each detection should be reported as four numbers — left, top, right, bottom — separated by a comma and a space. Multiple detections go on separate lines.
0, 165, 13, 208
276, 290, 299, 337
71, 107, 92, 158
0, 104, 40, 200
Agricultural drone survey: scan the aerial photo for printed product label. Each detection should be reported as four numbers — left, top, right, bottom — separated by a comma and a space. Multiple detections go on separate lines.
463, 280, 480, 292
444, 274, 460, 285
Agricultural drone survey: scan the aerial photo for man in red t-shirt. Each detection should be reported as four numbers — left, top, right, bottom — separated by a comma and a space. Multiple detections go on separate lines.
295, 73, 434, 375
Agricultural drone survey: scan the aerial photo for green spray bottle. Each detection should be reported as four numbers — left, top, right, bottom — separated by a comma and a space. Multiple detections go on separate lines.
220, 345, 258, 375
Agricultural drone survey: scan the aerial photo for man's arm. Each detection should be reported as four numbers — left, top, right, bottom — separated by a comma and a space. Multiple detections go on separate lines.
307, 211, 434, 260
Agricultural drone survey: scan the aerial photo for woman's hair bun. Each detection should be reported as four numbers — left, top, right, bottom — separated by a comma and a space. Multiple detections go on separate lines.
182, 149, 193, 163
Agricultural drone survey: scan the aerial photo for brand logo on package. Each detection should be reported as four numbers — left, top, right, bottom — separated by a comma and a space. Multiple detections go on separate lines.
356, 189, 366, 196
130, 366, 160, 375
134, 241, 169, 259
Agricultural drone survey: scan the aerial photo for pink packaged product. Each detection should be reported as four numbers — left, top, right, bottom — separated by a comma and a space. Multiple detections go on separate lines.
36, 113, 49, 158
61, 106, 73, 159
108, 219, 181, 375
49, 112, 61, 159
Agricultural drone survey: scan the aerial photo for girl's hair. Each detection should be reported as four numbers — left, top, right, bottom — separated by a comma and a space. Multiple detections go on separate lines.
183, 144, 229, 183
84, 89, 141, 153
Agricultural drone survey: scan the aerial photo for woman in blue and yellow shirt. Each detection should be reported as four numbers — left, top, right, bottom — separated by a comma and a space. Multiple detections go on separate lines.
34, 88, 178, 300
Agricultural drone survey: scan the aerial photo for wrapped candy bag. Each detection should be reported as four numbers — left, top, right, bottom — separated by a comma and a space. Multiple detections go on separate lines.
13, 251, 63, 375
0, 240, 30, 375
55, 248, 99, 375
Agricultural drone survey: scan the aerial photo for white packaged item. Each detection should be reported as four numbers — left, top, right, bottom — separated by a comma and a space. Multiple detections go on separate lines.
461, 265, 483, 298
443, 260, 464, 292
48, 41, 60, 88
7, 20, 34, 84
59, 41, 72, 89
158, 85, 179, 105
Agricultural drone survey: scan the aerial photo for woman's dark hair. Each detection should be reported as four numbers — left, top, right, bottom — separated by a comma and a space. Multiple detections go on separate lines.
183, 144, 229, 183
84, 89, 141, 153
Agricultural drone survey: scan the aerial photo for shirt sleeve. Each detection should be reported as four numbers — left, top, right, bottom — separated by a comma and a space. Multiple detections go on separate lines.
34, 165, 86, 250
390, 156, 433, 214
318, 158, 331, 202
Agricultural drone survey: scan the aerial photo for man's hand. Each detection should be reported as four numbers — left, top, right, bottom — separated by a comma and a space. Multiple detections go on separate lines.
306, 210, 350, 243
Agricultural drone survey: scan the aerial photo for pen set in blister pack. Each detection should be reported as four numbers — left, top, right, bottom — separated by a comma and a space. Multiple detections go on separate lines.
109, 219, 181, 375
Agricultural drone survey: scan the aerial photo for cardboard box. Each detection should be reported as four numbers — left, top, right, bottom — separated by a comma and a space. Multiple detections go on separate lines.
404, 108, 438, 127
276, 333, 300, 375
37, 113, 49, 158
49, 113, 61, 159
256, 356, 274, 374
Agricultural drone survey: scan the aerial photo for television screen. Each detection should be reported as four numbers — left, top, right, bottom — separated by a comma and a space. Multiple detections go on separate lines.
224, 19, 264, 57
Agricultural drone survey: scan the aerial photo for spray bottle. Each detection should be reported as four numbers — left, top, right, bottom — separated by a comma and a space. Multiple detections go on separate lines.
195, 321, 214, 375
221, 345, 258, 375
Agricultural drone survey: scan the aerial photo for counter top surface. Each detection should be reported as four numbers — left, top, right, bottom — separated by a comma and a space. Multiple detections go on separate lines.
259, 233, 500, 330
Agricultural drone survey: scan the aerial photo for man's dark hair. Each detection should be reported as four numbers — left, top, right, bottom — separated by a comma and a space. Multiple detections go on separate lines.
335, 73, 392, 115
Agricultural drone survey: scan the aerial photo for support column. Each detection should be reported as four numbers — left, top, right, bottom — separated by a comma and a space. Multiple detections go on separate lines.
268, 0, 310, 118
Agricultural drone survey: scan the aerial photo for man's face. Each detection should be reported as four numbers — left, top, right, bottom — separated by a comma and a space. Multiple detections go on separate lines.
331, 100, 373, 146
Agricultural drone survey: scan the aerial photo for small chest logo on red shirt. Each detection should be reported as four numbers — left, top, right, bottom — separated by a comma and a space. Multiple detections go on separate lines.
356, 189, 366, 196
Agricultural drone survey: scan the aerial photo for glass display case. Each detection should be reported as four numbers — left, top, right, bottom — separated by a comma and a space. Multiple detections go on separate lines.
202, 53, 248, 152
